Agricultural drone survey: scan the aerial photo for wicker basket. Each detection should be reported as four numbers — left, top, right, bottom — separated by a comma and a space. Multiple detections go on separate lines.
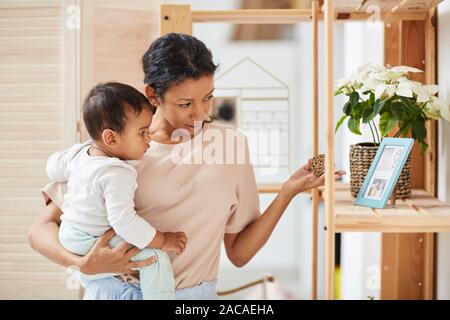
349, 143, 412, 199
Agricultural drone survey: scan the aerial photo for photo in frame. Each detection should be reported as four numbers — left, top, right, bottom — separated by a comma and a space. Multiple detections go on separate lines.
354, 137, 414, 209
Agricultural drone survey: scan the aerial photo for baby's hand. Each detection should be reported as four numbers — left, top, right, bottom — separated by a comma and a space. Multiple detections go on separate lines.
162, 232, 187, 255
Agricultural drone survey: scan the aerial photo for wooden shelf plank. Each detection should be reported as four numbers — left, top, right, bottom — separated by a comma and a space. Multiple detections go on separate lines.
334, 0, 442, 13
257, 184, 282, 193
257, 179, 348, 194
334, 187, 450, 233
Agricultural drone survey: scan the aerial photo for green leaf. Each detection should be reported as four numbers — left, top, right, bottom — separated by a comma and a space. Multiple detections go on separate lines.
374, 99, 385, 115
379, 112, 397, 136
348, 117, 362, 135
352, 102, 364, 119
369, 92, 375, 106
335, 114, 347, 134
350, 91, 359, 107
343, 101, 352, 116
391, 102, 406, 121
399, 96, 427, 119
412, 120, 427, 142
420, 141, 429, 155
399, 96, 414, 108
362, 99, 386, 124
362, 104, 375, 123
379, 99, 390, 115
334, 87, 344, 96
398, 122, 410, 137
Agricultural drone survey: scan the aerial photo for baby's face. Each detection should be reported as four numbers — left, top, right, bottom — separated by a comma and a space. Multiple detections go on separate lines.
116, 107, 152, 160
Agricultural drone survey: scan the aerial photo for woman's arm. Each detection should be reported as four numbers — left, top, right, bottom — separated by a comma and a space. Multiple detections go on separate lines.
224, 160, 346, 267
28, 201, 156, 275
224, 191, 292, 267
28, 201, 81, 269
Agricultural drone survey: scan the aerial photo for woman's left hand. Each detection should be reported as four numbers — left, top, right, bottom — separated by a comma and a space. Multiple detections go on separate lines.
281, 158, 346, 199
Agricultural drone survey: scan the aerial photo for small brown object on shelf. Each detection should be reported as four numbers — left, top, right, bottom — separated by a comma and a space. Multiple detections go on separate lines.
311, 154, 325, 177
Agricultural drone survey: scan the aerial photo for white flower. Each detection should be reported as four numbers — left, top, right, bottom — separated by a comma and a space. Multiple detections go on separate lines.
371, 71, 390, 81
385, 71, 405, 81
425, 97, 443, 120
335, 63, 450, 123
362, 77, 382, 91
424, 84, 439, 95
391, 66, 423, 73
432, 97, 450, 122
375, 84, 386, 99
335, 79, 352, 94
409, 82, 431, 103
385, 84, 396, 97
396, 76, 409, 82
355, 63, 384, 83
356, 63, 376, 78
403, 82, 437, 104
375, 84, 396, 99
424, 96, 450, 122
396, 82, 413, 98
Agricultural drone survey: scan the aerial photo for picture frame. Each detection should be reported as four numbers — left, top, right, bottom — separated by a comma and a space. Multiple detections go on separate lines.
354, 137, 414, 209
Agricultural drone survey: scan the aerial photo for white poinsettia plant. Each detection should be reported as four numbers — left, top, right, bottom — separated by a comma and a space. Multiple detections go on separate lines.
334, 63, 450, 154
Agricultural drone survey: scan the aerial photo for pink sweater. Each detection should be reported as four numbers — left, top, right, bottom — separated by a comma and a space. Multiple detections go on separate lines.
42, 122, 261, 288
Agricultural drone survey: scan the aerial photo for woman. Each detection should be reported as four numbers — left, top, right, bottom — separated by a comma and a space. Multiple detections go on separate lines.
29, 33, 346, 299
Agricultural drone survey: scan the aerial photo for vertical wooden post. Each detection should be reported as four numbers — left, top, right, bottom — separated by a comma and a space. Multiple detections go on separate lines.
424, 9, 437, 197
311, 0, 320, 301
324, 0, 336, 301
160, 4, 192, 36
423, 7, 437, 300
382, 21, 401, 299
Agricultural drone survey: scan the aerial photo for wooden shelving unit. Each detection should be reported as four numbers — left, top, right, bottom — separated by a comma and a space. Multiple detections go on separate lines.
320, 0, 446, 300
159, 0, 449, 300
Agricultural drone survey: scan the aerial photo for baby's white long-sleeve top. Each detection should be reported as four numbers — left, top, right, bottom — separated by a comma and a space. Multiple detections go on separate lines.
46, 142, 156, 249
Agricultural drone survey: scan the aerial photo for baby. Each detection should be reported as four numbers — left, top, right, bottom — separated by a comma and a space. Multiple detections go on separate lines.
46, 82, 186, 299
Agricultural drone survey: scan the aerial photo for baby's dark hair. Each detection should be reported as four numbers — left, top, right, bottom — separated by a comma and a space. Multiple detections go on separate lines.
83, 82, 153, 140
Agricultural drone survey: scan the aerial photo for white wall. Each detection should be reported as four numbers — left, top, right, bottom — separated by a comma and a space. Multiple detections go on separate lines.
437, 0, 450, 300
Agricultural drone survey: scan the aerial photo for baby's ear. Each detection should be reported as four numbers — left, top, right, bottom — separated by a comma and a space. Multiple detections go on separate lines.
102, 129, 118, 147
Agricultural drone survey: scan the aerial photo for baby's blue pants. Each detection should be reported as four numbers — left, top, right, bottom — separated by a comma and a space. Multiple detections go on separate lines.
59, 221, 175, 300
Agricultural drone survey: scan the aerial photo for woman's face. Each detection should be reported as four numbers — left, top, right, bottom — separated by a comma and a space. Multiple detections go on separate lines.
146, 75, 214, 135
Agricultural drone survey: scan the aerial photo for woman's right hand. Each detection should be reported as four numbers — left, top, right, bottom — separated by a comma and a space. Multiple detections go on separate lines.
79, 228, 157, 275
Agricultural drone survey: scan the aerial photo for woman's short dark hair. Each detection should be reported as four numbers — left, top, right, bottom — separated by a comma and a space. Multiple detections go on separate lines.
142, 33, 218, 101
83, 82, 152, 140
